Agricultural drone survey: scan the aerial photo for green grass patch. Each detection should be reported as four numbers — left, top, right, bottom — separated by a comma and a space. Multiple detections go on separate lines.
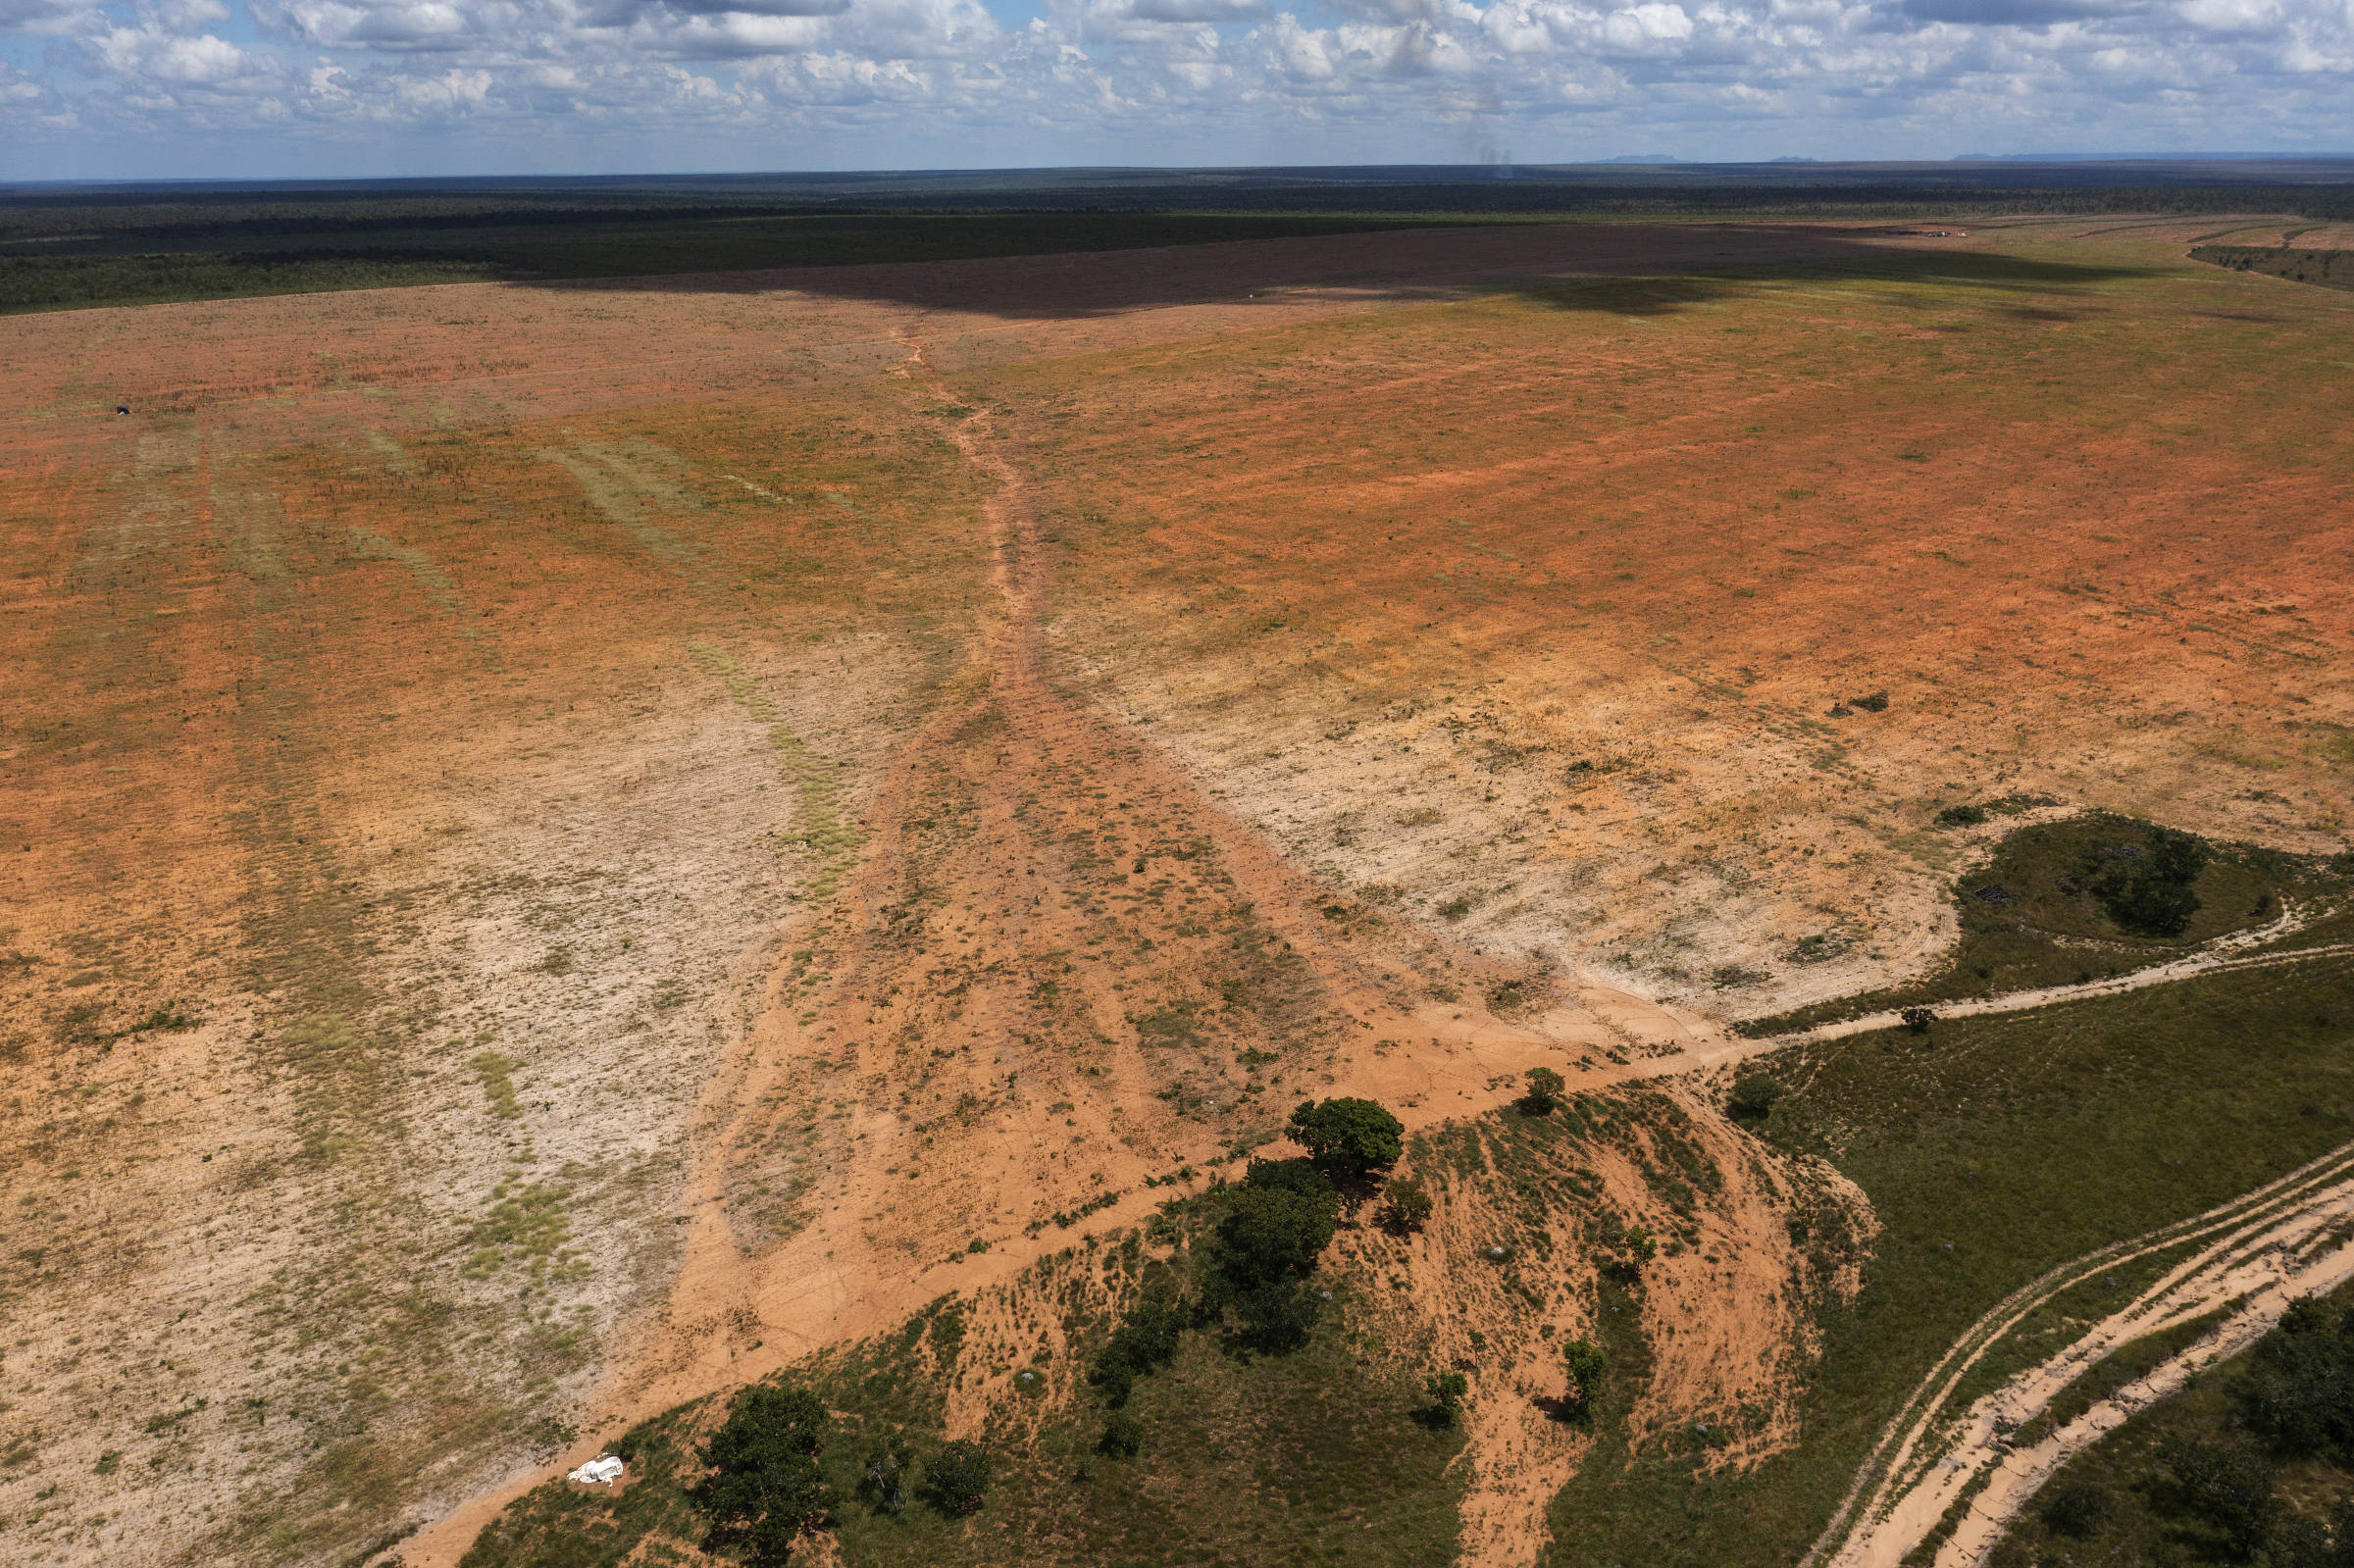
1745, 812, 2333, 1037
1542, 950, 2354, 1567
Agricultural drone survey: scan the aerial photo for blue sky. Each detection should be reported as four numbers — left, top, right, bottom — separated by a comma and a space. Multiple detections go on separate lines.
4, 0, 2351, 178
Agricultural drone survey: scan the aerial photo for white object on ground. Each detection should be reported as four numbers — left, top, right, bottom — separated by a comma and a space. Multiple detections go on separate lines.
568, 1455, 625, 1486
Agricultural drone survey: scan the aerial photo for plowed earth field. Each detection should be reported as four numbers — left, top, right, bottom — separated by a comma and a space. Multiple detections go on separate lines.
2, 216, 2349, 1568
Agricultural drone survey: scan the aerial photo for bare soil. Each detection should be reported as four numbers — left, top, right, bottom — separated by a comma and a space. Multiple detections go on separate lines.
4, 214, 2348, 1568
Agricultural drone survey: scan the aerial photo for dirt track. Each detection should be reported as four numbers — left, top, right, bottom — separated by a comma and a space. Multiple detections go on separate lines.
399, 328, 1758, 1568
11, 214, 2353, 1568
1809, 1139, 2354, 1568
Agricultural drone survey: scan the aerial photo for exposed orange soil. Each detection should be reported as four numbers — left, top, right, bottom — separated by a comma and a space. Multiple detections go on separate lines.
403, 329, 1789, 1567
6, 214, 2344, 1568
982, 216, 2354, 1017
5, 220, 1916, 1567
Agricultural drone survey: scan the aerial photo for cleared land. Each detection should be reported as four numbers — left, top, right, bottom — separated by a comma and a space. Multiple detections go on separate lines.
3, 212, 2351, 1568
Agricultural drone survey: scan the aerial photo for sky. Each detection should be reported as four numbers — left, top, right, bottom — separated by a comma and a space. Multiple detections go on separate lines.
2, 0, 2351, 178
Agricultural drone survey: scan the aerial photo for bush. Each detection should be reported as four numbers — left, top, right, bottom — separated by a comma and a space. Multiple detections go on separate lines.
2040, 1479, 2111, 1538
2091, 827, 2209, 937
1900, 1006, 1936, 1035
921, 1441, 994, 1518
1420, 1370, 1468, 1427
1089, 1289, 1190, 1407
1561, 1338, 1607, 1418
691, 1384, 835, 1567
1376, 1177, 1433, 1236
1288, 1097, 1405, 1178
2238, 1302, 2354, 1455
1521, 1067, 1565, 1113
1936, 803, 1988, 828
2160, 1437, 2277, 1556
1098, 1412, 1144, 1459
1726, 1073, 1783, 1122
857, 1445, 911, 1516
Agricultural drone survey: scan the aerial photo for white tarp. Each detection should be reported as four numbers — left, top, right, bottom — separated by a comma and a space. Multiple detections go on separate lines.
567, 1455, 625, 1486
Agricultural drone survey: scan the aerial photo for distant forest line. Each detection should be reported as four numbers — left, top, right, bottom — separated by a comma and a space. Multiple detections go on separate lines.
6, 163, 2354, 315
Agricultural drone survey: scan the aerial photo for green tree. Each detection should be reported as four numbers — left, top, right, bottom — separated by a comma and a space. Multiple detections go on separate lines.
2161, 1437, 2277, 1557
1287, 1096, 1405, 1178
1202, 1160, 1342, 1351
1726, 1073, 1783, 1122
1521, 1067, 1565, 1113
1376, 1176, 1433, 1236
1421, 1370, 1468, 1426
1561, 1338, 1607, 1417
1602, 1224, 1657, 1285
921, 1440, 995, 1517
2092, 827, 2209, 936
691, 1384, 835, 1567
1099, 1412, 1144, 1458
1214, 1163, 1340, 1288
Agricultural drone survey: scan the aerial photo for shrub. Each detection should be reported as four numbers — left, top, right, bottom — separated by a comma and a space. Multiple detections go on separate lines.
1935, 804, 1987, 828
857, 1445, 911, 1516
1376, 1177, 1433, 1236
1521, 1067, 1565, 1114
1726, 1073, 1783, 1122
1089, 1289, 1190, 1407
1420, 1370, 1468, 1427
1098, 1412, 1144, 1459
1561, 1338, 1607, 1418
2091, 827, 2209, 936
2160, 1437, 2277, 1556
1601, 1224, 1657, 1285
921, 1441, 994, 1517
1900, 1006, 1936, 1035
691, 1384, 835, 1567
2041, 1479, 2111, 1538
1288, 1097, 1405, 1178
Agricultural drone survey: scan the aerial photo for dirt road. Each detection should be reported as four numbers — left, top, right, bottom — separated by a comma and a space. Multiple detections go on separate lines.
1809, 1139, 2354, 1568
399, 331, 1726, 1568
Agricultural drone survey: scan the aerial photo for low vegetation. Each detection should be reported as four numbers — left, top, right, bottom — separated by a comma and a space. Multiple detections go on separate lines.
2190, 244, 2354, 293
1744, 812, 2332, 1036
1551, 949, 2354, 1566
1988, 1282, 2354, 1567
461, 1098, 1475, 1567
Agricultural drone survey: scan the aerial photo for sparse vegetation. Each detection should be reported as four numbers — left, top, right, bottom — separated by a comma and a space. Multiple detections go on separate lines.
1744, 814, 2325, 1037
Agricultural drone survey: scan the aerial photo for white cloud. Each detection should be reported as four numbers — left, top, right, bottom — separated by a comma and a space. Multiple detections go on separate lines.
0, 0, 2348, 163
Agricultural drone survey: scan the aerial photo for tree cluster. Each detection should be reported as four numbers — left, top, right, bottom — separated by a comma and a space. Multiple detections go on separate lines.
2090, 826, 2208, 936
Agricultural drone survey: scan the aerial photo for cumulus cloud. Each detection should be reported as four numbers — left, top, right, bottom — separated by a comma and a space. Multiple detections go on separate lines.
1124, 0, 1268, 21
0, 0, 2348, 162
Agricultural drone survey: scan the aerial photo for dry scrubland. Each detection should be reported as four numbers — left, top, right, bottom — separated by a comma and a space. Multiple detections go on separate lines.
995, 216, 2354, 1018
0, 217, 2348, 1568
